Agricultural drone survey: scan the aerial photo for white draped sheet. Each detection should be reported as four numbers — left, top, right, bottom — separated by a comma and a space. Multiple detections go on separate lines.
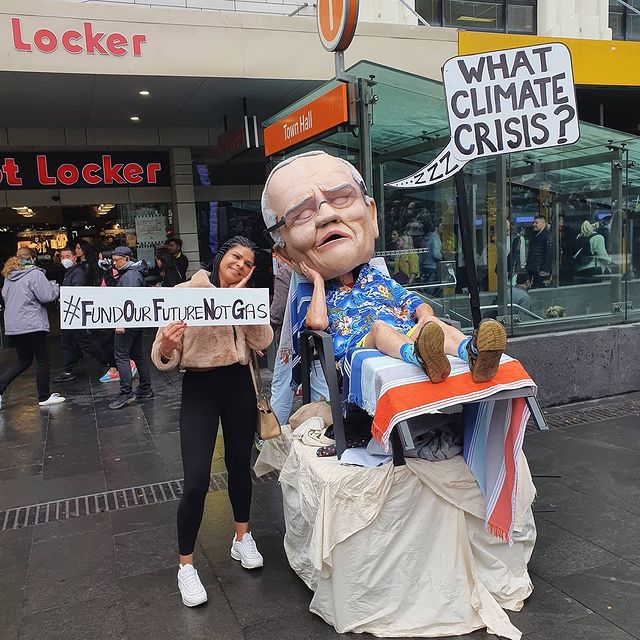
255, 426, 536, 639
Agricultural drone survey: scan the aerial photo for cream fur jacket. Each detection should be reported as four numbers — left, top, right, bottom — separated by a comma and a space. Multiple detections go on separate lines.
150, 269, 273, 372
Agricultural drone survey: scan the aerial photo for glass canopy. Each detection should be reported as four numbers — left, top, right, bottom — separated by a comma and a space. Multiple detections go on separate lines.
264, 60, 640, 335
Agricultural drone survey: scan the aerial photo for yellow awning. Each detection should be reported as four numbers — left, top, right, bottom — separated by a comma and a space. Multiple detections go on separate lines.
458, 32, 640, 87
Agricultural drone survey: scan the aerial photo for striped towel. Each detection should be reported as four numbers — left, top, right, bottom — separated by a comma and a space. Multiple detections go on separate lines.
342, 347, 535, 543
463, 397, 530, 543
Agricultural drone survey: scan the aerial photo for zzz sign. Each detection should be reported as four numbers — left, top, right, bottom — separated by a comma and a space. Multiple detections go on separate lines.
388, 43, 579, 188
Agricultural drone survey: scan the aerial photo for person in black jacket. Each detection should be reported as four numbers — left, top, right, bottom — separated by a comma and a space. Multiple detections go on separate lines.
155, 247, 183, 287
110, 246, 154, 409
53, 247, 109, 383
166, 237, 188, 282
526, 215, 552, 288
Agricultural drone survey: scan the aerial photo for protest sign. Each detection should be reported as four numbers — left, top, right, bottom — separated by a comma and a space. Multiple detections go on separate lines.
60, 286, 270, 330
387, 43, 579, 188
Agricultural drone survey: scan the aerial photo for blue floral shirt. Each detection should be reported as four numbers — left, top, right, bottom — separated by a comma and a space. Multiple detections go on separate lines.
325, 264, 424, 360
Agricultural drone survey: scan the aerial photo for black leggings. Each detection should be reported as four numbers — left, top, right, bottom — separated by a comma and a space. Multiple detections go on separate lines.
177, 364, 257, 556
0, 331, 50, 401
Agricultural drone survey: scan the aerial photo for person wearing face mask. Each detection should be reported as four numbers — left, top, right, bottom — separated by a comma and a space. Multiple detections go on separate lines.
53, 247, 109, 383
109, 246, 153, 409
0, 248, 65, 409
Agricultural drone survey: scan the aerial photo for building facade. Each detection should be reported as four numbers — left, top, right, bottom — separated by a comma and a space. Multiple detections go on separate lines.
3, 0, 640, 404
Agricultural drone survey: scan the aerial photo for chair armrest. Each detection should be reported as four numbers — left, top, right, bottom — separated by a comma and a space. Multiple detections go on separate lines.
301, 330, 347, 458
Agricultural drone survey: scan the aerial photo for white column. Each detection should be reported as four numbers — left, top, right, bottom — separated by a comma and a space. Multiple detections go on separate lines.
170, 147, 199, 277
537, 0, 560, 36
539, 0, 611, 39
598, 0, 613, 39
359, 0, 418, 26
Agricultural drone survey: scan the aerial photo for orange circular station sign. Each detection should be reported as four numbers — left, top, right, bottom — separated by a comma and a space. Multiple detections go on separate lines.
317, 0, 359, 52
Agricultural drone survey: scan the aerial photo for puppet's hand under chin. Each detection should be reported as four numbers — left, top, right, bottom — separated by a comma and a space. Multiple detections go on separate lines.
299, 261, 325, 285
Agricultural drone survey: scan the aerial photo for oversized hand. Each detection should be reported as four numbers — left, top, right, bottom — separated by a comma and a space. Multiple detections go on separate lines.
299, 261, 324, 285
160, 320, 186, 356
230, 266, 255, 288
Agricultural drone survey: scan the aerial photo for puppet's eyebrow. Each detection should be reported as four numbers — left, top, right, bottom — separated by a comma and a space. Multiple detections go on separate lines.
284, 194, 315, 218
320, 182, 353, 194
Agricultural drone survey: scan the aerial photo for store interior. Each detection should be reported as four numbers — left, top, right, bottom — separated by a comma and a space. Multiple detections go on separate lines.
0, 202, 170, 284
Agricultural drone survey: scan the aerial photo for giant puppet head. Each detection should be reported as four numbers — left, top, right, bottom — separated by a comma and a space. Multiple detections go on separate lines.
261, 151, 379, 281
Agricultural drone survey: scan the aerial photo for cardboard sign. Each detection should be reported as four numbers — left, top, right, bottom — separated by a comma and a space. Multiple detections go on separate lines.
388, 43, 579, 188
60, 287, 270, 330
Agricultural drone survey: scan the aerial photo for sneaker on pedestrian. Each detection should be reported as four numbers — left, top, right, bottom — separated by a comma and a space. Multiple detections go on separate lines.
177, 564, 208, 607
53, 371, 76, 383
230, 532, 263, 569
99, 369, 120, 383
135, 388, 154, 401
108, 392, 136, 410
39, 393, 66, 407
130, 361, 138, 378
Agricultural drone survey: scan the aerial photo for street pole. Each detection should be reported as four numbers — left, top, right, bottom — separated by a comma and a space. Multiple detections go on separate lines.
455, 171, 482, 329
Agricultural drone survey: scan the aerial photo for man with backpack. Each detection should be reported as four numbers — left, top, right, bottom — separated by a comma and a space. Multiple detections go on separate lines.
109, 246, 154, 409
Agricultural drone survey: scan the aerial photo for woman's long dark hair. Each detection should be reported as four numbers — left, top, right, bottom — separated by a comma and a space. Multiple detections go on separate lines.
209, 235, 257, 287
155, 246, 178, 275
77, 239, 98, 285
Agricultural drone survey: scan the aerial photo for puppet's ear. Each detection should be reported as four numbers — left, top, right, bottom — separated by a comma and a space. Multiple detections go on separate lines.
274, 244, 299, 273
368, 197, 380, 240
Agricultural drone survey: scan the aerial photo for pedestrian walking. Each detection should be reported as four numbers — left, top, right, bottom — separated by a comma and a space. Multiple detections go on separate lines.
53, 246, 109, 383
0, 248, 65, 409
95, 250, 125, 383
151, 236, 272, 607
109, 247, 153, 409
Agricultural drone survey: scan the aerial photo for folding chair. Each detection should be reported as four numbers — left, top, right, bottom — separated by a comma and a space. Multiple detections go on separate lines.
299, 329, 548, 466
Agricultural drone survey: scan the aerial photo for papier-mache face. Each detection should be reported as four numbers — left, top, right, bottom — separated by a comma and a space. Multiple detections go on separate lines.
264, 153, 378, 280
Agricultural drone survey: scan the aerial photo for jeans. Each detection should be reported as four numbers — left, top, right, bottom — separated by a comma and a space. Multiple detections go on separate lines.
270, 356, 329, 425
114, 329, 152, 396
0, 331, 50, 401
96, 329, 117, 369
60, 329, 107, 373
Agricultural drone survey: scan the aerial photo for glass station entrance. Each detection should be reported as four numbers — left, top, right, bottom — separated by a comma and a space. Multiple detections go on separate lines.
264, 60, 640, 336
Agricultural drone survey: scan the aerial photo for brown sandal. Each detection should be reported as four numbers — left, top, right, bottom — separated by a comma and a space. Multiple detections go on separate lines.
467, 319, 507, 383
415, 321, 451, 384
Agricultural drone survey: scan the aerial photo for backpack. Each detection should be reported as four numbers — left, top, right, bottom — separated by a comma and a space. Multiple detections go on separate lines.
572, 235, 593, 266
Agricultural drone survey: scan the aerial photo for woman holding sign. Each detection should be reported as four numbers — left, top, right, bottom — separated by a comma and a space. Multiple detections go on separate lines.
151, 236, 273, 608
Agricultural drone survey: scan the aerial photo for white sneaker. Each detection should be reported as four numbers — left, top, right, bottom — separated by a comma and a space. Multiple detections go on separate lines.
38, 393, 66, 407
177, 564, 207, 607
230, 532, 263, 569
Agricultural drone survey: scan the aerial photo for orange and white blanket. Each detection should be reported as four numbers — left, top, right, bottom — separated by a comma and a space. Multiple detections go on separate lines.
342, 349, 536, 542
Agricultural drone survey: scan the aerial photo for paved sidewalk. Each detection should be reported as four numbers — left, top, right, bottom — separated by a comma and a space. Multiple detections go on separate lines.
0, 340, 639, 640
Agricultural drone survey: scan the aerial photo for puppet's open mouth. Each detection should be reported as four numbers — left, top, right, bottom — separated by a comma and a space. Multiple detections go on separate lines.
318, 232, 349, 247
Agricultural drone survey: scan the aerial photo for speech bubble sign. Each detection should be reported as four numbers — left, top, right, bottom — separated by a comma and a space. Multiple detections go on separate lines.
60, 286, 270, 330
387, 43, 579, 189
